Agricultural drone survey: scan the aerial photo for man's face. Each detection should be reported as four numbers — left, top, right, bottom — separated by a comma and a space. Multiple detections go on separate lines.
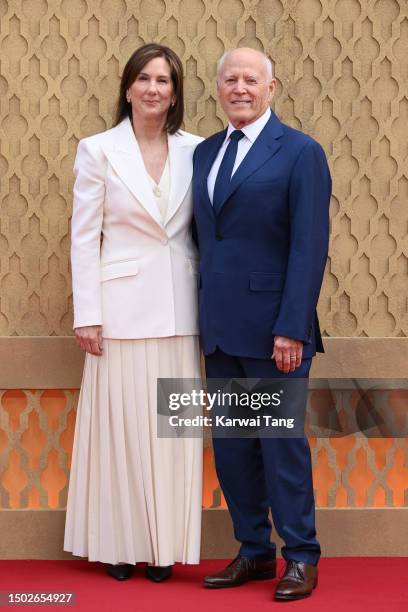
217, 49, 276, 129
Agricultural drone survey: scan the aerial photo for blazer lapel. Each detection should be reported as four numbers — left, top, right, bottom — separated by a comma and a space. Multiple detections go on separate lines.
201, 130, 227, 217
164, 133, 193, 226
101, 117, 164, 228
217, 112, 284, 215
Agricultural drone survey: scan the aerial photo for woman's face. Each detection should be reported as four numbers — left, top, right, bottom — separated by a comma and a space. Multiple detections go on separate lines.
127, 56, 175, 124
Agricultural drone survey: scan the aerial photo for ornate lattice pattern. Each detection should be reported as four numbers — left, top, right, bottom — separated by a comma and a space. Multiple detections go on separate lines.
0, 0, 407, 336
1, 390, 408, 510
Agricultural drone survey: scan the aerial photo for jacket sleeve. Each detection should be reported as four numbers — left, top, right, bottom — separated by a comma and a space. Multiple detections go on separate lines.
191, 144, 201, 250
271, 139, 331, 343
71, 137, 106, 329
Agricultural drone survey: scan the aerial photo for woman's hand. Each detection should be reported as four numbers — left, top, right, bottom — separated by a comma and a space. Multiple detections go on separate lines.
75, 325, 103, 356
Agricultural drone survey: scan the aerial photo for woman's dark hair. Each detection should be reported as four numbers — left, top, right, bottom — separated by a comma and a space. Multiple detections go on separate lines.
114, 43, 184, 134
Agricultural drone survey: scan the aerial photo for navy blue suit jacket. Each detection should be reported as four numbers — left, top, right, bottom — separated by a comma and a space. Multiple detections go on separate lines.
192, 111, 331, 359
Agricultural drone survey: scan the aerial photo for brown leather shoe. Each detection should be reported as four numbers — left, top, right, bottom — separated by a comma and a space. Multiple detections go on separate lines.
274, 560, 318, 600
204, 555, 276, 588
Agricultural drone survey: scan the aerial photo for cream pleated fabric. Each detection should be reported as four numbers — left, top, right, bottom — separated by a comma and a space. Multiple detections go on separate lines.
64, 336, 203, 566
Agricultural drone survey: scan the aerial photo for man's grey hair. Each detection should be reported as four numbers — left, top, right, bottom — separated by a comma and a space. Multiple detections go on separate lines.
216, 49, 274, 83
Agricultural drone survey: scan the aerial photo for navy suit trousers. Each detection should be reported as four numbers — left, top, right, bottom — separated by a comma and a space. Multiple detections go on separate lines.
205, 348, 321, 565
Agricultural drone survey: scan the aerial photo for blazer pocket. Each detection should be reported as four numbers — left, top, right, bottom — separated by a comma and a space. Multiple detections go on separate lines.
249, 272, 284, 292
101, 259, 139, 282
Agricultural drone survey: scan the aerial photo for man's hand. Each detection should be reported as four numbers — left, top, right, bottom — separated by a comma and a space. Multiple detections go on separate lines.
75, 325, 103, 356
272, 335, 303, 373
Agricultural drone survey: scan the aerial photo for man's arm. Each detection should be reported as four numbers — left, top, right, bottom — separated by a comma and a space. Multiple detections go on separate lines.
271, 139, 331, 364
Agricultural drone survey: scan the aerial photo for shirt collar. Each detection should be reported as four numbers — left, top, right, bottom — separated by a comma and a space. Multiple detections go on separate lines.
225, 107, 271, 144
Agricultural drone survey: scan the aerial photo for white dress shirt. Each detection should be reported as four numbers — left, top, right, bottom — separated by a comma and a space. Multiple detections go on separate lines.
207, 107, 271, 204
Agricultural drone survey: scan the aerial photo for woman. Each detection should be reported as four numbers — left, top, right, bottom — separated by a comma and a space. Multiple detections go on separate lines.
64, 43, 203, 582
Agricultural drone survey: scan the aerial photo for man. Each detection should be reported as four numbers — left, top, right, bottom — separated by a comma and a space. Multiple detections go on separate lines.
192, 48, 331, 601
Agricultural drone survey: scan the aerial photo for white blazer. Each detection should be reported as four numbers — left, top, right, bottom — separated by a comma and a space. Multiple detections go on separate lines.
71, 117, 203, 338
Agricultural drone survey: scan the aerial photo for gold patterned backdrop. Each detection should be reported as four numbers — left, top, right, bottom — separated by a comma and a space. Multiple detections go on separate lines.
0, 0, 407, 336
1, 0, 408, 512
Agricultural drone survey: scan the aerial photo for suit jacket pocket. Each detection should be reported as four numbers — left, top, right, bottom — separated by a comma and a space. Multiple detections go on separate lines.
249, 272, 284, 292
101, 259, 139, 282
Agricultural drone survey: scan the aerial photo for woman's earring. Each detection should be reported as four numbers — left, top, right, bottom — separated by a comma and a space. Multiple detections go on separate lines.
126, 92, 131, 103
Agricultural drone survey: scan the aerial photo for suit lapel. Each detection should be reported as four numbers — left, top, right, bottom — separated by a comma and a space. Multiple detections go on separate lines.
201, 130, 227, 217
101, 117, 164, 228
217, 112, 284, 215
164, 133, 193, 226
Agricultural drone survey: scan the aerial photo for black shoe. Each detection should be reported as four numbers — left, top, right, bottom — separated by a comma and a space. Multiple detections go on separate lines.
106, 563, 134, 581
145, 565, 172, 582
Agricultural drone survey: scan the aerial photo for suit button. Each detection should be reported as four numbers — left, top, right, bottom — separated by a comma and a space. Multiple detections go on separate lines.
161, 237, 168, 245
215, 234, 223, 241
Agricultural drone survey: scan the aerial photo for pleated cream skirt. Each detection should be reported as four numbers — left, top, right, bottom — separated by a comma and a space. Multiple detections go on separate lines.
64, 336, 203, 566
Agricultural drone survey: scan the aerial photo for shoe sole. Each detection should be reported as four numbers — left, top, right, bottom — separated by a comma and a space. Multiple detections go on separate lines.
145, 572, 172, 583
274, 581, 317, 601
106, 570, 134, 581
204, 570, 276, 589
274, 593, 312, 601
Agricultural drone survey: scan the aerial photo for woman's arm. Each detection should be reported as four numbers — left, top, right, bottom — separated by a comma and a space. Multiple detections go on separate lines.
71, 137, 106, 355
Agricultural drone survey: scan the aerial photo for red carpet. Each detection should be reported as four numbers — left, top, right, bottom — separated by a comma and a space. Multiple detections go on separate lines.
0, 559, 406, 611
